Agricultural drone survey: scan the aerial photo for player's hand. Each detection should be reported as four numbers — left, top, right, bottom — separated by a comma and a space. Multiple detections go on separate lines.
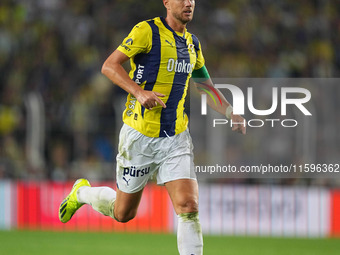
231, 113, 246, 134
135, 90, 166, 110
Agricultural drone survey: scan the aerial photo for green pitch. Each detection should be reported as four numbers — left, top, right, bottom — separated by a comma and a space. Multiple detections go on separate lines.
0, 230, 339, 255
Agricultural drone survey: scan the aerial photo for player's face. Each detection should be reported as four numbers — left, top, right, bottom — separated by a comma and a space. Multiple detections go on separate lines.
166, 0, 195, 24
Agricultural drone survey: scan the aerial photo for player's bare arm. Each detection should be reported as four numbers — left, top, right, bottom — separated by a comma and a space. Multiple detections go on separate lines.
195, 79, 246, 135
101, 50, 166, 110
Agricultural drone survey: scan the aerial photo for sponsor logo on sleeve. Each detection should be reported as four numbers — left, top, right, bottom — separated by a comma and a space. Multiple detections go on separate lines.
120, 38, 133, 51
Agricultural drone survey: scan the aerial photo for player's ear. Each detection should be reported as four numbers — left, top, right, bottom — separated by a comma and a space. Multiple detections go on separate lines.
163, 0, 170, 10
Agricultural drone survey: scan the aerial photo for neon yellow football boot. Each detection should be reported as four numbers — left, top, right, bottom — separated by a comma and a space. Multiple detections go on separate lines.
59, 178, 91, 223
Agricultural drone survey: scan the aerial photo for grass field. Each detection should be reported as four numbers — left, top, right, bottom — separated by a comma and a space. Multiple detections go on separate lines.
0, 230, 339, 255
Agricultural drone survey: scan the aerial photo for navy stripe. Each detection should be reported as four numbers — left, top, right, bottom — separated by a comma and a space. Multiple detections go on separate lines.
191, 34, 200, 58
160, 17, 174, 33
140, 20, 161, 118
159, 33, 190, 137
132, 54, 147, 84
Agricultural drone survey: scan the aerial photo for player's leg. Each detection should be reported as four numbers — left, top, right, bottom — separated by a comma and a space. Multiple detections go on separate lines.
112, 188, 144, 222
156, 128, 202, 254
165, 178, 199, 214
112, 123, 156, 222
59, 123, 149, 224
59, 179, 144, 223
76, 185, 116, 217
165, 179, 203, 255
79, 122, 157, 222
77, 185, 143, 222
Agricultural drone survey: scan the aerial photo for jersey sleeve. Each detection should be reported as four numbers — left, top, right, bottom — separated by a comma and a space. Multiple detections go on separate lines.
117, 21, 152, 58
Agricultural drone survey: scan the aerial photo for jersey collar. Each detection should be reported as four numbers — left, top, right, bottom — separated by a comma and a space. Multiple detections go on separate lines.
160, 17, 187, 40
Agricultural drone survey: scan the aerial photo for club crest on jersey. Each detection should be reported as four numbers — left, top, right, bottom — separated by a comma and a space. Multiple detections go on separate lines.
167, 58, 194, 74
188, 43, 195, 53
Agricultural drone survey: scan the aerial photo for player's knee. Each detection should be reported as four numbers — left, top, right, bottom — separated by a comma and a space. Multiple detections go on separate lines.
175, 197, 199, 214
116, 213, 135, 223
114, 209, 137, 223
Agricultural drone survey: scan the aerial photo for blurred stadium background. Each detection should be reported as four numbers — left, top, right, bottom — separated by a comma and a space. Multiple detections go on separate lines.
1, 0, 340, 254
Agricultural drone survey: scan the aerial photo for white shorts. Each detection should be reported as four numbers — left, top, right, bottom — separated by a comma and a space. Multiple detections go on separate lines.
116, 124, 196, 193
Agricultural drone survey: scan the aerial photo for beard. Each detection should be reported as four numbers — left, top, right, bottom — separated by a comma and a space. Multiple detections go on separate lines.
172, 10, 193, 25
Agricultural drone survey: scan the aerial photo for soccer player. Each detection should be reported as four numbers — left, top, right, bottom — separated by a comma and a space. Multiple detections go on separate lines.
59, 0, 246, 254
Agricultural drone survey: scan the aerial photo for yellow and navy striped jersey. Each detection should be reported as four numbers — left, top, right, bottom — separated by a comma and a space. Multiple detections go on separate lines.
117, 17, 205, 137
